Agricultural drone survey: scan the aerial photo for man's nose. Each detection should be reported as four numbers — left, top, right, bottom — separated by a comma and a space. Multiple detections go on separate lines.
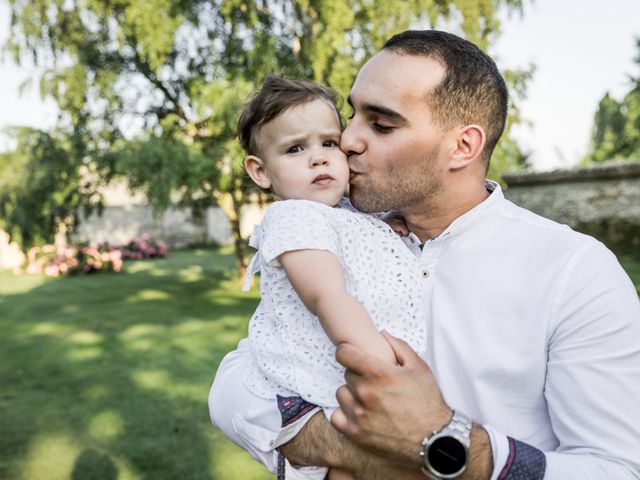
340, 122, 364, 156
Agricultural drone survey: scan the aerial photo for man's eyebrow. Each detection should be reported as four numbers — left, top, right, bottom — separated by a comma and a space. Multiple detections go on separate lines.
347, 96, 408, 124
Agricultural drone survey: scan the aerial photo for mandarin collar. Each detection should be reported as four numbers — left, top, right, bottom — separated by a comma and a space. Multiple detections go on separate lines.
428, 180, 503, 242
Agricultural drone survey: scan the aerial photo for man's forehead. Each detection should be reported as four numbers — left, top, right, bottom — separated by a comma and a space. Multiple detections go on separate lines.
350, 50, 445, 106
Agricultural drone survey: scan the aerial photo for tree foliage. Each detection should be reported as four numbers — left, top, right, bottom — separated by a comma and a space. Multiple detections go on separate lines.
6, 0, 530, 269
585, 37, 640, 164
0, 128, 103, 249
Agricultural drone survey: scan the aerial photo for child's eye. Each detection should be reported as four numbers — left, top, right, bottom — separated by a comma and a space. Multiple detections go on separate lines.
322, 139, 339, 148
287, 145, 304, 153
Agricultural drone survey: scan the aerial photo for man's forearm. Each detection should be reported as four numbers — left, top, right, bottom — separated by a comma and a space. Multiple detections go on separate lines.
280, 411, 426, 479
280, 411, 491, 479
280, 411, 359, 469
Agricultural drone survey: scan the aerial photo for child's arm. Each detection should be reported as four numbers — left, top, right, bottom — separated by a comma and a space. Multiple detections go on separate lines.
278, 249, 396, 365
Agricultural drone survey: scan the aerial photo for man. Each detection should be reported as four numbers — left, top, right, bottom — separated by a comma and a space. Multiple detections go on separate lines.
210, 30, 640, 479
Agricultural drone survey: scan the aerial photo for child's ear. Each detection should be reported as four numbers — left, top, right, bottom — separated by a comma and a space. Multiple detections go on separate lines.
244, 155, 271, 189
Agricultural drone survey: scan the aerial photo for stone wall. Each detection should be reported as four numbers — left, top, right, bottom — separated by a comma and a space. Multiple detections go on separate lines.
502, 161, 640, 255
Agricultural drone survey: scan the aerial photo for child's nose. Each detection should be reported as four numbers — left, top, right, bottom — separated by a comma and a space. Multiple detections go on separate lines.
310, 152, 329, 167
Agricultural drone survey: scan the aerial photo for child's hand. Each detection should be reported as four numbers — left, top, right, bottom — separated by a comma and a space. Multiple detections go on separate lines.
382, 211, 409, 236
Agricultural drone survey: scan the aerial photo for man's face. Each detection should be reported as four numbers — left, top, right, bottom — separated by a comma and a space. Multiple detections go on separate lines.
341, 51, 451, 213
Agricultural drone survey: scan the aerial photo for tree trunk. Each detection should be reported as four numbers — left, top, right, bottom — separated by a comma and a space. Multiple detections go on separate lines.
218, 184, 248, 278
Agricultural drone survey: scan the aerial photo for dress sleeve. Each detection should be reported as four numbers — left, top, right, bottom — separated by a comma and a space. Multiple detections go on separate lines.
258, 200, 340, 266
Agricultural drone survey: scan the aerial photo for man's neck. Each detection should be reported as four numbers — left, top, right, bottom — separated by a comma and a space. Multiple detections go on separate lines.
402, 181, 490, 243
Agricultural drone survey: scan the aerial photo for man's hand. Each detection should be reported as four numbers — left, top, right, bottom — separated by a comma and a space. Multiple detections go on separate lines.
381, 211, 410, 236
331, 331, 493, 479
330, 331, 452, 467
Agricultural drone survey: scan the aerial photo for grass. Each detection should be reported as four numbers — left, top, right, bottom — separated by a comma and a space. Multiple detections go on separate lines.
621, 257, 640, 295
0, 246, 271, 480
1, 248, 638, 480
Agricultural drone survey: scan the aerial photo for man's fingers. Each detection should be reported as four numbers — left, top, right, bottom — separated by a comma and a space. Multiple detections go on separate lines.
336, 342, 386, 375
336, 383, 356, 408
381, 330, 420, 366
330, 406, 348, 433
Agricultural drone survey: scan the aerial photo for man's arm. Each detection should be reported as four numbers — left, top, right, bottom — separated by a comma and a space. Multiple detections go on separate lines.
280, 409, 426, 480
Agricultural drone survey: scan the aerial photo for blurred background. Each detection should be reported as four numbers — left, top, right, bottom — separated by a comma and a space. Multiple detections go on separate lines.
1, 0, 639, 479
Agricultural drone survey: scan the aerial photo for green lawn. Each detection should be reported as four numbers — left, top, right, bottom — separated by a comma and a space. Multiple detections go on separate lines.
0, 247, 270, 480
621, 257, 640, 295
1, 248, 639, 480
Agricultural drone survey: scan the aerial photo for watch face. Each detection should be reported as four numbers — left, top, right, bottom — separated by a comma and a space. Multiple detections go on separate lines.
428, 436, 467, 475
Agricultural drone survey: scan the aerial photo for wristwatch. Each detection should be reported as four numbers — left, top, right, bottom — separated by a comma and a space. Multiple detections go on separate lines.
420, 410, 472, 479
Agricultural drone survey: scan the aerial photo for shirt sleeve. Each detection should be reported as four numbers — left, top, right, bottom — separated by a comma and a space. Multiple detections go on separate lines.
484, 240, 640, 479
259, 200, 340, 266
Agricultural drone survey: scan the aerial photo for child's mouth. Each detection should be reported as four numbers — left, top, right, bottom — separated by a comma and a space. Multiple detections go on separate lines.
313, 174, 333, 186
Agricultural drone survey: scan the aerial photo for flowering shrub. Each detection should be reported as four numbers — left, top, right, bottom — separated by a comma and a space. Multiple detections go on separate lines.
22, 234, 168, 277
117, 233, 168, 260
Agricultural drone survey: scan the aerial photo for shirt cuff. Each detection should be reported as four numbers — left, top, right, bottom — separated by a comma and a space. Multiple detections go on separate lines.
483, 423, 510, 480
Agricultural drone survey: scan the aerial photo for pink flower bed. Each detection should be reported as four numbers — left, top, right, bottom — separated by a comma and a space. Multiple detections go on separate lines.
21, 234, 168, 277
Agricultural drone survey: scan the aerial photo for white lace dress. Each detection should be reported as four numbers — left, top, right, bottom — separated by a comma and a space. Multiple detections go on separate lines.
242, 198, 426, 407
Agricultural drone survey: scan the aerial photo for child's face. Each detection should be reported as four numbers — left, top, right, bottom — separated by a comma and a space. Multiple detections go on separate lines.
254, 99, 349, 206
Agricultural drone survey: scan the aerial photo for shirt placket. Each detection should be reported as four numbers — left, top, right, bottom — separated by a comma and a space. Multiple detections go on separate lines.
419, 235, 445, 365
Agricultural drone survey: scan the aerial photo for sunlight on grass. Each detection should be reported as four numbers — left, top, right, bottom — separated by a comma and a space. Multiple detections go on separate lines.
0, 270, 49, 294
174, 319, 208, 334
121, 324, 163, 339
29, 321, 71, 337
178, 265, 205, 282
84, 385, 109, 401
67, 345, 103, 361
209, 433, 272, 480
120, 324, 164, 351
126, 288, 171, 302
69, 330, 103, 345
89, 410, 125, 441
130, 368, 204, 401
124, 262, 157, 273
131, 369, 170, 390
21, 433, 80, 480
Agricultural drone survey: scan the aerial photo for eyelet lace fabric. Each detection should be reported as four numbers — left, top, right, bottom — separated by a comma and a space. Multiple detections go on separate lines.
243, 198, 426, 407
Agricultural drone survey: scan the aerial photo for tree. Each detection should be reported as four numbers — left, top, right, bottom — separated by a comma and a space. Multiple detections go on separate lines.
585, 37, 640, 164
0, 127, 103, 249
6, 0, 530, 271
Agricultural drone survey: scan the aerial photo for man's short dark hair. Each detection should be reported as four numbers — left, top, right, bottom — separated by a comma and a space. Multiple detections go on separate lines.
238, 76, 343, 157
383, 30, 508, 167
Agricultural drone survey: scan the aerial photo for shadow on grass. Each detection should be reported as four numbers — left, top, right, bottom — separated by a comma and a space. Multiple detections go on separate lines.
0, 249, 269, 480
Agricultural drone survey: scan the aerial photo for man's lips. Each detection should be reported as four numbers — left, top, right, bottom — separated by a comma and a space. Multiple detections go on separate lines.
349, 170, 362, 181
312, 174, 334, 185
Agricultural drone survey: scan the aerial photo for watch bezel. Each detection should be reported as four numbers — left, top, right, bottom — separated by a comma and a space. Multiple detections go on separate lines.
420, 410, 472, 479
421, 430, 469, 479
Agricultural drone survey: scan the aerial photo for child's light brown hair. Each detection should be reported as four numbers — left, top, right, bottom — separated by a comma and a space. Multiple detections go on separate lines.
237, 76, 343, 157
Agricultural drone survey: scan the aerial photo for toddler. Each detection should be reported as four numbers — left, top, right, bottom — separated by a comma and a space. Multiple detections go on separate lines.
238, 76, 426, 479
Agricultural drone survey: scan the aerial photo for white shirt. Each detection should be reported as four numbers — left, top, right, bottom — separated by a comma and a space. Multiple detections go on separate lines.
209, 181, 640, 479
242, 198, 425, 407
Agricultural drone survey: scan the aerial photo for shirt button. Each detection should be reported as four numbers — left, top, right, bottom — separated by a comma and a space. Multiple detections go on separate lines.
422, 270, 430, 278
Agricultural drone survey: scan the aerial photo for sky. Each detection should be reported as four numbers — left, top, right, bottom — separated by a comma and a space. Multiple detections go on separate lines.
0, 0, 639, 171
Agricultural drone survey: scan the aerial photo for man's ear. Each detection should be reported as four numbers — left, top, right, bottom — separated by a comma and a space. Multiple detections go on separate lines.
244, 155, 271, 189
450, 125, 486, 170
